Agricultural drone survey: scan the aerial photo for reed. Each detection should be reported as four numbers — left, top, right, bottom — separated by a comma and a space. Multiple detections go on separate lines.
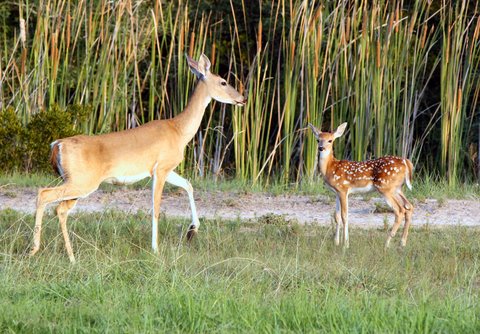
440, 1, 480, 186
1, 0, 479, 184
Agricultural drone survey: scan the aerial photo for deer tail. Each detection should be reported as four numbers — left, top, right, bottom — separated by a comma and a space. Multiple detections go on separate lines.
50, 140, 66, 181
404, 159, 413, 190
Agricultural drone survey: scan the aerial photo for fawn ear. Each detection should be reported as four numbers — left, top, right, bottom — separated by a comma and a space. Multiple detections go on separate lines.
333, 122, 348, 139
186, 54, 206, 80
308, 123, 321, 139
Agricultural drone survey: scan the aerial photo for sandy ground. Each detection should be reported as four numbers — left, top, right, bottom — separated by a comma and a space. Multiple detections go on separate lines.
0, 186, 479, 228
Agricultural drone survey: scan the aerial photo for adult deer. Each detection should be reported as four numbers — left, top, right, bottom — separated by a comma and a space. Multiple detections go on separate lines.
30, 54, 245, 262
308, 122, 414, 249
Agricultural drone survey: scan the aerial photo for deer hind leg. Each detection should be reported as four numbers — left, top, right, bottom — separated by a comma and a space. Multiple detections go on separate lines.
397, 191, 413, 247
382, 191, 405, 248
166, 171, 200, 241
334, 195, 342, 246
57, 199, 78, 263
30, 184, 97, 257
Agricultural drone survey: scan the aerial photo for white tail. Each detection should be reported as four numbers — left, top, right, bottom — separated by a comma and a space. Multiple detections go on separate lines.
309, 122, 414, 248
30, 54, 245, 263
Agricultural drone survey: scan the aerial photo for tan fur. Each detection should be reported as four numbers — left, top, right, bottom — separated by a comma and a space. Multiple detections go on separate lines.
309, 122, 414, 248
30, 54, 245, 262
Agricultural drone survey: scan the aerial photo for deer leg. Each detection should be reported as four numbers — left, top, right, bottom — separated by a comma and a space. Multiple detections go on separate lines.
166, 171, 200, 241
31, 189, 48, 257
56, 199, 78, 263
383, 192, 404, 248
397, 191, 413, 246
152, 170, 166, 254
334, 195, 342, 246
338, 192, 349, 248
31, 184, 97, 257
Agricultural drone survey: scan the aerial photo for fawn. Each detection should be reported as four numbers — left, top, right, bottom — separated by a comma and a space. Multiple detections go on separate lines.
309, 122, 414, 248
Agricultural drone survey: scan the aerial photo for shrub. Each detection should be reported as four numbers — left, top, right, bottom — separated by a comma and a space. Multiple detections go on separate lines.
0, 104, 91, 173
0, 107, 24, 171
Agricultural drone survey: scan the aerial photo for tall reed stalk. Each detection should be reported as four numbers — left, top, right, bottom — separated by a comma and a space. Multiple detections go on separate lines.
1, 0, 479, 184
440, 1, 480, 186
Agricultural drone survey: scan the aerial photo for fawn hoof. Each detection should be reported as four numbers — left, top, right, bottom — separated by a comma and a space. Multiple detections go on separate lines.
400, 239, 407, 247
186, 225, 198, 241
29, 247, 39, 257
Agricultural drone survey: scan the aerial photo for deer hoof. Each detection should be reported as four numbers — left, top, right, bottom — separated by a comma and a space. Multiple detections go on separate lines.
29, 247, 39, 257
186, 225, 198, 241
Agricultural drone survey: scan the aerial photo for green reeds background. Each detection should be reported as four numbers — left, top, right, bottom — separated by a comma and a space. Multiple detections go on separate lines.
1, 0, 479, 185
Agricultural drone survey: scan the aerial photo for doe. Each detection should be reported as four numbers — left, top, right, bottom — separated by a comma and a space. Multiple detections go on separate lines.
30, 54, 245, 262
309, 122, 414, 248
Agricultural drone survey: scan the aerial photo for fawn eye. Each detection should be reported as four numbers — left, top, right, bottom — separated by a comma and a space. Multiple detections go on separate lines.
328, 140, 332, 143
221, 81, 227, 86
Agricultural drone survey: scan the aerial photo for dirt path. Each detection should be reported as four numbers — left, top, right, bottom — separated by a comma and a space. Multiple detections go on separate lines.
0, 187, 479, 227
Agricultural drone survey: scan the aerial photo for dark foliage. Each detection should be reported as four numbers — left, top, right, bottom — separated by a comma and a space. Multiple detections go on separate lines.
0, 105, 90, 173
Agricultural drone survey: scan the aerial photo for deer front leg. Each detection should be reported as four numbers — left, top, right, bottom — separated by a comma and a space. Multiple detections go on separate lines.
166, 171, 200, 241
334, 195, 342, 246
338, 192, 349, 248
151, 170, 167, 254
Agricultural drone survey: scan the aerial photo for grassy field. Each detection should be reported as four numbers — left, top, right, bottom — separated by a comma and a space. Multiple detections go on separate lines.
2, 0, 480, 331
1, 209, 479, 332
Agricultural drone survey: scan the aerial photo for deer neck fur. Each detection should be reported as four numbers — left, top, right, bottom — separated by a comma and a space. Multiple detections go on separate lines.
319, 149, 336, 177
172, 81, 211, 147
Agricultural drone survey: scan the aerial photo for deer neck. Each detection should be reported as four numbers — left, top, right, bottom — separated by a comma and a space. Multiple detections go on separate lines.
172, 81, 211, 146
318, 149, 336, 177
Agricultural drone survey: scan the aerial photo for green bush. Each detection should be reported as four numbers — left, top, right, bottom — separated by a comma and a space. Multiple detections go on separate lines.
24, 105, 80, 172
0, 107, 24, 171
0, 104, 91, 173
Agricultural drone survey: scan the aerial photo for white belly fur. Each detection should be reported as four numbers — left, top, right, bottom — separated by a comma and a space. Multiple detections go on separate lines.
104, 172, 151, 185
349, 184, 374, 194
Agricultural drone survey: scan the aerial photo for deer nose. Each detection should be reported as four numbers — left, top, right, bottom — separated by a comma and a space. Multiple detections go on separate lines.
319, 147, 325, 152
236, 96, 246, 106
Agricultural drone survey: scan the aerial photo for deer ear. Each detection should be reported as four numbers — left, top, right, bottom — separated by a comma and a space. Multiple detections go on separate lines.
308, 123, 321, 139
333, 122, 348, 139
186, 54, 206, 79
199, 54, 211, 73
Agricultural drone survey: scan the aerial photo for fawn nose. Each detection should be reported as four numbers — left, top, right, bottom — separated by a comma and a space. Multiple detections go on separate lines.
319, 147, 325, 151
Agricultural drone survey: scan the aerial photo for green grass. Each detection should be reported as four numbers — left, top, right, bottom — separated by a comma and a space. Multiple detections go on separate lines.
1, 209, 479, 332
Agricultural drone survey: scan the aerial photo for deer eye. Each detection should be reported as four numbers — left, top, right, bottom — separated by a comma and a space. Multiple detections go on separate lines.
221, 81, 227, 86
328, 140, 332, 143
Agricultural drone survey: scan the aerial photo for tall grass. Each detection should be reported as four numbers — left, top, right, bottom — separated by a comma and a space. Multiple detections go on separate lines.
440, 1, 480, 186
1, 0, 479, 184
